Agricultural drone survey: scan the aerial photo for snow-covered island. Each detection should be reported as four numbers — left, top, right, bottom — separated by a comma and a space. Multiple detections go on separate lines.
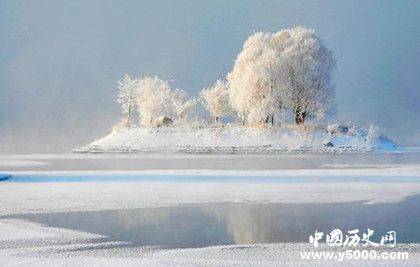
76, 27, 400, 154
75, 124, 398, 153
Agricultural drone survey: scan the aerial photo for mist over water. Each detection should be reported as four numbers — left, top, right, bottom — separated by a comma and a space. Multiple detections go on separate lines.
0, 0, 419, 153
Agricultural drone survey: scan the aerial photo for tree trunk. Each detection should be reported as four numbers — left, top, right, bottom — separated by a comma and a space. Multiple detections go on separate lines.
294, 104, 306, 125
295, 111, 306, 125
126, 104, 132, 127
264, 115, 270, 124
295, 115, 303, 125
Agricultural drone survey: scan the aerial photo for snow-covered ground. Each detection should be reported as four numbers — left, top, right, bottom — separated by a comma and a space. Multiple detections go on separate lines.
75, 125, 400, 153
1, 224, 419, 267
2, 179, 420, 215
1, 153, 419, 266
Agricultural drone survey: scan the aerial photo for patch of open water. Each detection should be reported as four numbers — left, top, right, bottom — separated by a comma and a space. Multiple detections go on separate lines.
4, 195, 420, 249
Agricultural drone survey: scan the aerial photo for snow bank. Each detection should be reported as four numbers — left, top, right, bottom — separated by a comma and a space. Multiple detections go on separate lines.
75, 125, 400, 153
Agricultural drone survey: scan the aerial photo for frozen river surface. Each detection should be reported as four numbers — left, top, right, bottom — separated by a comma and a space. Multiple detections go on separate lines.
1, 151, 420, 171
0, 152, 420, 266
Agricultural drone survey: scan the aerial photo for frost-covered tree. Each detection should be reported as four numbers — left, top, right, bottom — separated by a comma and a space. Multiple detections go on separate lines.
116, 27, 334, 128
135, 76, 174, 125
279, 27, 336, 125
173, 88, 197, 122
200, 79, 232, 123
228, 26, 335, 126
117, 75, 138, 127
227, 32, 283, 126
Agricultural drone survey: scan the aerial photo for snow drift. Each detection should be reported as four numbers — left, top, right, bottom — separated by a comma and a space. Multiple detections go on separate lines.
75, 125, 400, 153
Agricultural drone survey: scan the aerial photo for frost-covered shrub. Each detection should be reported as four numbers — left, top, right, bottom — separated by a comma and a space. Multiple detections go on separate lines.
173, 89, 197, 124
327, 124, 349, 135
112, 118, 129, 133
366, 124, 384, 143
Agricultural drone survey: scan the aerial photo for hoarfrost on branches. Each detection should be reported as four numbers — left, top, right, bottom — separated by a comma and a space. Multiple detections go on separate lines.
200, 79, 232, 124
228, 26, 335, 126
135, 76, 175, 125
114, 26, 336, 129
117, 75, 138, 127
173, 88, 197, 123
279, 27, 336, 125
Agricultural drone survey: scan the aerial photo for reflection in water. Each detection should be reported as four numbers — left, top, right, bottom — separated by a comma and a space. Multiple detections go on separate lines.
6, 195, 420, 248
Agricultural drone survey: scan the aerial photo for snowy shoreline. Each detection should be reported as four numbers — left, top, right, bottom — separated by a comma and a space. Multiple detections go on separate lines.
75, 125, 400, 154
